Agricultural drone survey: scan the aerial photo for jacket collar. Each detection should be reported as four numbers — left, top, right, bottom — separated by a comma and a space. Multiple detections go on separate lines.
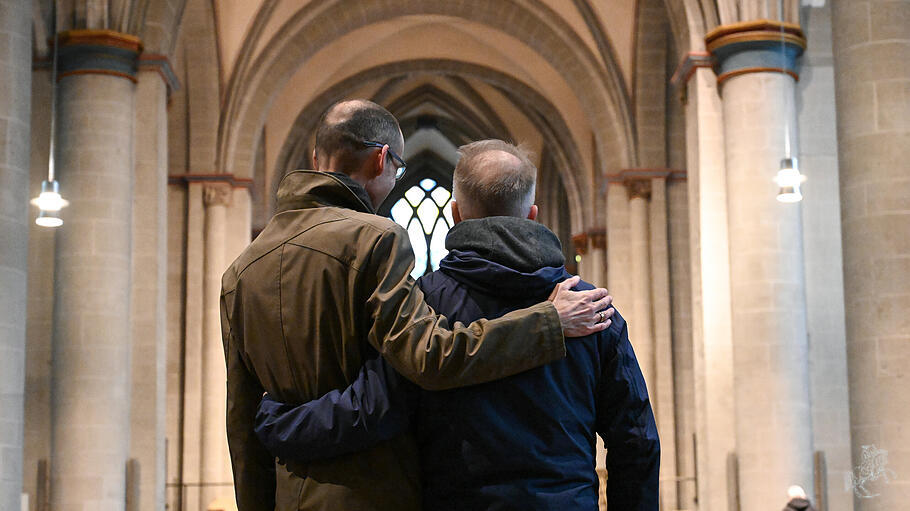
276, 170, 375, 215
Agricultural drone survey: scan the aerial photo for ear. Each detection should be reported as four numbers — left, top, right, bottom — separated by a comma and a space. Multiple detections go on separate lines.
312, 148, 318, 170
451, 201, 463, 224
527, 204, 539, 221
369, 145, 389, 179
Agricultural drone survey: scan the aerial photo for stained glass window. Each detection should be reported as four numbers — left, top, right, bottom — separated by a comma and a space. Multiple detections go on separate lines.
389, 178, 453, 279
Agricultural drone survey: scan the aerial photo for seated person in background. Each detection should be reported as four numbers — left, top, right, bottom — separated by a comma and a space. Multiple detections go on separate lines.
256, 139, 660, 510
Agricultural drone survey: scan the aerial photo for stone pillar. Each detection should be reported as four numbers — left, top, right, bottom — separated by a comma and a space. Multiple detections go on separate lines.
130, 68, 170, 511
707, 21, 814, 509
683, 62, 736, 511
0, 1, 32, 509
668, 178, 697, 509
587, 242, 606, 287
227, 187, 253, 261
625, 178, 655, 389
201, 182, 234, 508
798, 5, 853, 511
181, 181, 206, 511
50, 30, 141, 511
649, 176, 678, 509
832, 2, 910, 508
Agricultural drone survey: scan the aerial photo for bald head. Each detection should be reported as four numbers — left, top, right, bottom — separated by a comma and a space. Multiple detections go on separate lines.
314, 99, 403, 173
453, 140, 537, 219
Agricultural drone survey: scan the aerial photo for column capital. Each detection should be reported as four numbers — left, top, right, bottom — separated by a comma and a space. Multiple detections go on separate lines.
572, 233, 588, 255
705, 19, 806, 86
56, 29, 143, 83
624, 178, 653, 200
138, 54, 181, 94
169, 173, 254, 189
588, 227, 606, 251
571, 228, 607, 255
203, 183, 233, 207
670, 51, 714, 88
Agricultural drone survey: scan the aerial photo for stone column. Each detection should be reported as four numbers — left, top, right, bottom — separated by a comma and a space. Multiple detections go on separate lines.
130, 67, 170, 511
587, 242, 606, 287
683, 62, 736, 511
706, 21, 814, 509
0, 1, 32, 509
50, 30, 141, 511
200, 182, 234, 508
649, 176, 678, 509
668, 178, 697, 509
832, 2, 910, 508
625, 178, 655, 389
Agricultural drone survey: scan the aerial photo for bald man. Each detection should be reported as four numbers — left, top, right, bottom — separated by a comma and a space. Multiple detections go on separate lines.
255, 139, 660, 510
221, 103, 615, 511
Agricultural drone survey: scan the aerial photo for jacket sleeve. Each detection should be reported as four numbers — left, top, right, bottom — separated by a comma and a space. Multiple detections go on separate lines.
222, 289, 276, 511
364, 224, 567, 391
595, 320, 661, 511
253, 355, 418, 463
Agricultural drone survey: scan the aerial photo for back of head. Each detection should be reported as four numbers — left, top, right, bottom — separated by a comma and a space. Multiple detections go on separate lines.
453, 139, 537, 219
314, 99, 403, 173
787, 486, 807, 500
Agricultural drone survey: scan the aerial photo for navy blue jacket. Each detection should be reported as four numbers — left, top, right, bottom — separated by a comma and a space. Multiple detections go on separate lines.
256, 217, 660, 510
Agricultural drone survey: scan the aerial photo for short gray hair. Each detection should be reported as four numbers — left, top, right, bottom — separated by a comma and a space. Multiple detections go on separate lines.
453, 140, 537, 218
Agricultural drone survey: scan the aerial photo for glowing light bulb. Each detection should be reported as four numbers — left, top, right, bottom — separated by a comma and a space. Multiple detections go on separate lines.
774, 158, 806, 203
31, 180, 68, 227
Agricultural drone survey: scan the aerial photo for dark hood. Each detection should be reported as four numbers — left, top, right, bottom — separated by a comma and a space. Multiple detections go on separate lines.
276, 170, 375, 215
439, 217, 569, 297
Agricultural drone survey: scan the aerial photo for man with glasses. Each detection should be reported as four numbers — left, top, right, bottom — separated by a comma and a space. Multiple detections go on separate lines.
221, 100, 615, 511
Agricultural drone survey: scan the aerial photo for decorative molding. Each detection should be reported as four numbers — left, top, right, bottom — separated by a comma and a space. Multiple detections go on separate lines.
56, 29, 143, 83
668, 170, 687, 182
704, 19, 807, 85
704, 20, 805, 51
670, 51, 714, 87
605, 168, 686, 185
202, 182, 233, 207
138, 54, 181, 93
168, 173, 254, 189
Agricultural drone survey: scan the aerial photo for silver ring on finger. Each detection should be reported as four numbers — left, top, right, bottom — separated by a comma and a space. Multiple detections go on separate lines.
598, 310, 606, 323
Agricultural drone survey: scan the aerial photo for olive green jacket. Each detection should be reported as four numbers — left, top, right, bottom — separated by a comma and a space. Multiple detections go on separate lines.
221, 170, 566, 511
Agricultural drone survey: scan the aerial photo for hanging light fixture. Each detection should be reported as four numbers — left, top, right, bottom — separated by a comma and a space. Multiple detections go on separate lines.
774, 1, 806, 203
774, 157, 806, 203
31, 26, 67, 226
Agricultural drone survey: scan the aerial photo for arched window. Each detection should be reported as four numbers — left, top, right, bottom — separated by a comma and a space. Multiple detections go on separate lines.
388, 178, 454, 279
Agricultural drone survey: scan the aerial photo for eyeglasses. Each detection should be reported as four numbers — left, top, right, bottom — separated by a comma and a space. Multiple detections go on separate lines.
363, 141, 407, 181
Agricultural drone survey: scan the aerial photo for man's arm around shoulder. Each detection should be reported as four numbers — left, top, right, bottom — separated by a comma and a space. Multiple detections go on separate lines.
364, 224, 613, 391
